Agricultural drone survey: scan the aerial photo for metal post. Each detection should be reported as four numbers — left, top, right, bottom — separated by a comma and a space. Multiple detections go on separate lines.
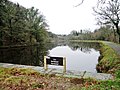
63, 57, 66, 73
44, 56, 48, 70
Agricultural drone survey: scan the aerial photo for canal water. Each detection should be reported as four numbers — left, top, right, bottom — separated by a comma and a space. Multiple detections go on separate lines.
0, 42, 100, 72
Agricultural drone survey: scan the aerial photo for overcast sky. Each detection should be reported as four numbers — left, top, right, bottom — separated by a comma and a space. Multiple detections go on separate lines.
10, 0, 98, 35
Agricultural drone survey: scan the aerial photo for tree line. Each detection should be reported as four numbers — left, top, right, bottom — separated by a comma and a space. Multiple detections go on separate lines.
0, 0, 48, 46
68, 25, 119, 43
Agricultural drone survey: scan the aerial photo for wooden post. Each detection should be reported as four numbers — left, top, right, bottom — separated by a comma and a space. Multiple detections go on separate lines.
44, 56, 48, 70
63, 57, 66, 73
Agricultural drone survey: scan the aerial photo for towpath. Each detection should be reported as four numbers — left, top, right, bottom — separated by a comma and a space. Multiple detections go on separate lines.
103, 41, 120, 55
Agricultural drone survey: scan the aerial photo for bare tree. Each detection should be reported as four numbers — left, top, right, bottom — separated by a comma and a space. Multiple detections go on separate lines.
93, 0, 120, 43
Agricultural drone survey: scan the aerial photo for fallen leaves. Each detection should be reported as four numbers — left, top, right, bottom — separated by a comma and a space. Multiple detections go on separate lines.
0, 67, 101, 90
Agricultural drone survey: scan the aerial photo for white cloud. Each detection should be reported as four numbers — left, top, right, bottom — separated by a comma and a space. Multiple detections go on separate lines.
9, 0, 98, 34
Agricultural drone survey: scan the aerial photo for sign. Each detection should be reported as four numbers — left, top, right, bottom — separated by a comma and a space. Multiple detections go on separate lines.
46, 56, 63, 66
44, 56, 66, 73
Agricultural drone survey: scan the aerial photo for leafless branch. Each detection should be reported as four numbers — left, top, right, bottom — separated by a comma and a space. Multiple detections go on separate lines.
74, 0, 84, 7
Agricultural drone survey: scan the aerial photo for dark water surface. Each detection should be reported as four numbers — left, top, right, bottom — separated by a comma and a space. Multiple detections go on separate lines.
0, 42, 100, 72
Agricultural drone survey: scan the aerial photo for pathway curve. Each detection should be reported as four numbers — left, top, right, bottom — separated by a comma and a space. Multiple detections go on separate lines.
103, 41, 120, 55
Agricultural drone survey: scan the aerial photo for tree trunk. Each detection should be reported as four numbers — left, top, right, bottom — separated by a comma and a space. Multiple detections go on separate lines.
0, 31, 3, 46
35, 33, 38, 42
30, 35, 32, 44
9, 19, 13, 45
115, 24, 120, 43
113, 28, 117, 43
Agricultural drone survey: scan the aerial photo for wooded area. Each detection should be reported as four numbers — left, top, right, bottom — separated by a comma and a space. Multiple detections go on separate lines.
0, 0, 48, 46
68, 25, 119, 43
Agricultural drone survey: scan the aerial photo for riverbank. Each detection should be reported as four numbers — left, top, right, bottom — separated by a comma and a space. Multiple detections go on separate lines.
97, 41, 120, 76
0, 43, 40, 49
70, 40, 120, 75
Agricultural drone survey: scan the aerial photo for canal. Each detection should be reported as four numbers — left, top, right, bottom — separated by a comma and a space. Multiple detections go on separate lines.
0, 42, 100, 72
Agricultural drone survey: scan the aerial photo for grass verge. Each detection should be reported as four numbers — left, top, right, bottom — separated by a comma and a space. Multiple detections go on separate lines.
97, 42, 120, 76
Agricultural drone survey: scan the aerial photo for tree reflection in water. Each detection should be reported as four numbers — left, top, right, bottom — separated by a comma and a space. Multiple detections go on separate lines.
68, 42, 100, 54
0, 41, 100, 67
0, 44, 48, 66
48, 41, 100, 72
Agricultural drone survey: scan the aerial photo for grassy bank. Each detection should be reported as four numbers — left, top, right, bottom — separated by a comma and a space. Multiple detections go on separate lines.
0, 67, 120, 90
97, 42, 120, 77
69, 40, 100, 43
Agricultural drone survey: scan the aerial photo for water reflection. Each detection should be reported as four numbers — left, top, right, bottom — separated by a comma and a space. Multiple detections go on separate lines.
0, 45, 48, 66
48, 42, 100, 72
68, 42, 100, 53
0, 42, 100, 72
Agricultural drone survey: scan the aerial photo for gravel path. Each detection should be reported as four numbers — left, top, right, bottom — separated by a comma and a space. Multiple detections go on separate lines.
103, 41, 120, 55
